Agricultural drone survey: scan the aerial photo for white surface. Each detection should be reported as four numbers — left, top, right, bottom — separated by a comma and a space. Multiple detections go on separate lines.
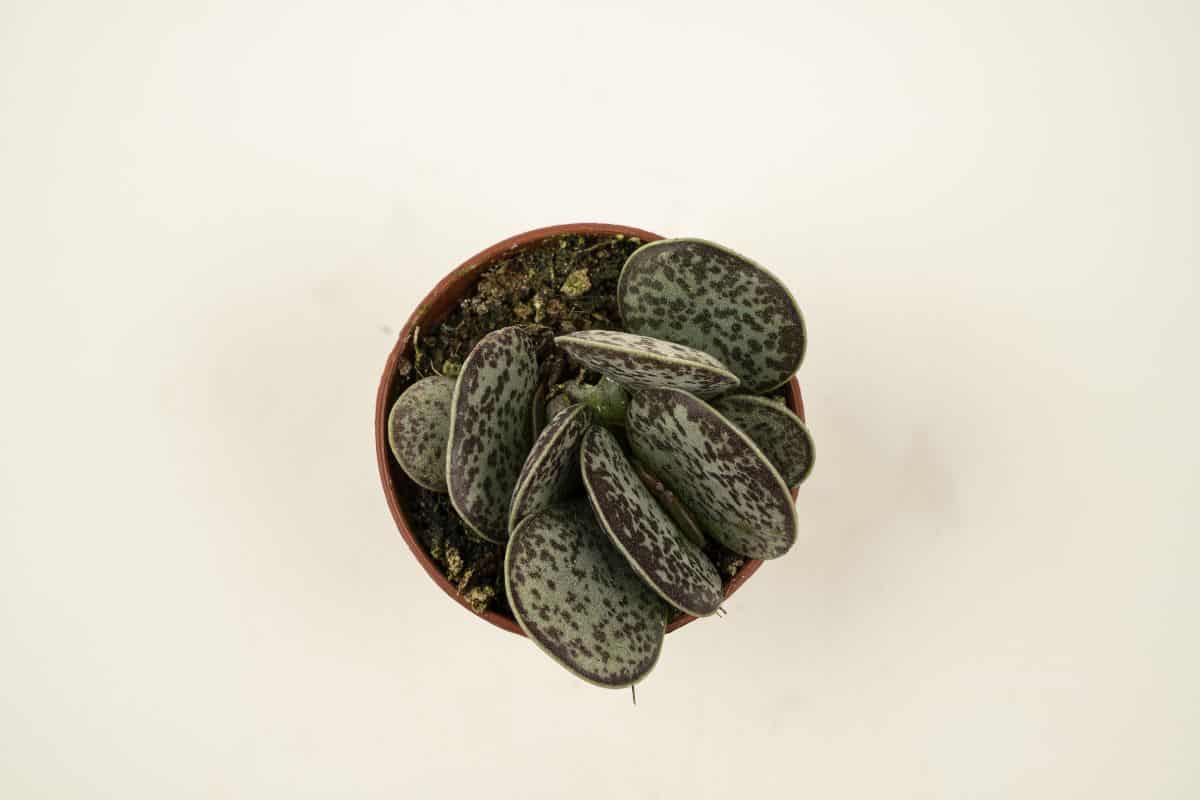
2, 1, 1197, 797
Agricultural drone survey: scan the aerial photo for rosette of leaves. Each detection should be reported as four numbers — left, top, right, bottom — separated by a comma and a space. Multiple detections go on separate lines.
387, 238, 815, 690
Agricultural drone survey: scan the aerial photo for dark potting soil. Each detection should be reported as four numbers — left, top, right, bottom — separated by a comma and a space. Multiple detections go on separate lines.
390, 233, 747, 620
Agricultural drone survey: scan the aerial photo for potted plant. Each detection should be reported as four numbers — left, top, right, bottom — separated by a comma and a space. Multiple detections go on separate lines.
374, 223, 813, 689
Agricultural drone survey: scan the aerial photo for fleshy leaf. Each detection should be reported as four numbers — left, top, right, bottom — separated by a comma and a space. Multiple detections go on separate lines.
509, 403, 591, 534
712, 395, 815, 489
627, 387, 797, 559
581, 426, 724, 616
446, 326, 539, 542
544, 390, 572, 422
555, 330, 739, 398
619, 239, 806, 393
629, 459, 707, 549
505, 501, 666, 688
387, 376, 455, 493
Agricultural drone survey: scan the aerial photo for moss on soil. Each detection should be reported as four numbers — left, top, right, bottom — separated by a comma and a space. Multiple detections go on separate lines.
389, 233, 749, 620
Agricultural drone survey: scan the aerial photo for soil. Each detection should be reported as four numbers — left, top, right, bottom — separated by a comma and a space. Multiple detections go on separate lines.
390, 233, 747, 619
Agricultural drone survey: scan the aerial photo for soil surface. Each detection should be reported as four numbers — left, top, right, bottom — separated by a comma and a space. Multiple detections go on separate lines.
389, 233, 747, 619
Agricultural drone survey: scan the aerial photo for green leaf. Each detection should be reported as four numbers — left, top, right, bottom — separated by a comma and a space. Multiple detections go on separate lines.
386, 376, 455, 493
627, 387, 797, 559
556, 329, 739, 398
581, 426, 724, 616
446, 326, 539, 542
712, 394, 815, 489
509, 403, 591, 534
619, 239, 806, 393
506, 501, 666, 688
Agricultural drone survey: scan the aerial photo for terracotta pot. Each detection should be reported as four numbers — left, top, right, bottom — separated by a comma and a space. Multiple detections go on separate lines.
375, 223, 806, 636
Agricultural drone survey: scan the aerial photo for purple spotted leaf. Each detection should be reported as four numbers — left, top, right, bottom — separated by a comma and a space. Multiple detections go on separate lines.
627, 387, 797, 559
505, 501, 667, 688
712, 394, 815, 490
581, 426, 723, 616
544, 390, 572, 423
555, 329, 739, 399
619, 239, 806, 393
509, 403, 591, 534
387, 376, 455, 493
446, 326, 539, 542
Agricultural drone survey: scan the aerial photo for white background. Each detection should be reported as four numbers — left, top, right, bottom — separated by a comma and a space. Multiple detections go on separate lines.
2, 1, 1197, 797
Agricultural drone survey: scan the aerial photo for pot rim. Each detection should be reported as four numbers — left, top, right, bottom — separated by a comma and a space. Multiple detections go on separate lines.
374, 222, 805, 636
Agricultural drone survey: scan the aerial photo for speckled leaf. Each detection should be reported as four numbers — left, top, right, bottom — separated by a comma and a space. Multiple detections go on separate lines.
581, 426, 723, 616
555, 329, 739, 398
446, 326, 538, 542
627, 388, 797, 559
509, 403, 591, 533
505, 501, 666, 688
544, 390, 572, 421
712, 395, 815, 489
619, 239, 806, 393
387, 376, 455, 493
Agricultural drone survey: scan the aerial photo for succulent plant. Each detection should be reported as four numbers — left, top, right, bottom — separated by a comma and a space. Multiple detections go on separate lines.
387, 238, 814, 690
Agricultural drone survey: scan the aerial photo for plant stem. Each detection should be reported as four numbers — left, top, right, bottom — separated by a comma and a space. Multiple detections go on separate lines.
565, 377, 629, 428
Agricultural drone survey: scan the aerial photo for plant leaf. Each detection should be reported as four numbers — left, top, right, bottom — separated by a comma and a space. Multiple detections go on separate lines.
712, 395, 815, 489
555, 329, 739, 398
446, 326, 539, 542
544, 390, 572, 421
509, 403, 591, 534
505, 501, 666, 688
627, 387, 797, 559
387, 376, 455, 493
619, 239, 806, 393
581, 426, 724, 616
